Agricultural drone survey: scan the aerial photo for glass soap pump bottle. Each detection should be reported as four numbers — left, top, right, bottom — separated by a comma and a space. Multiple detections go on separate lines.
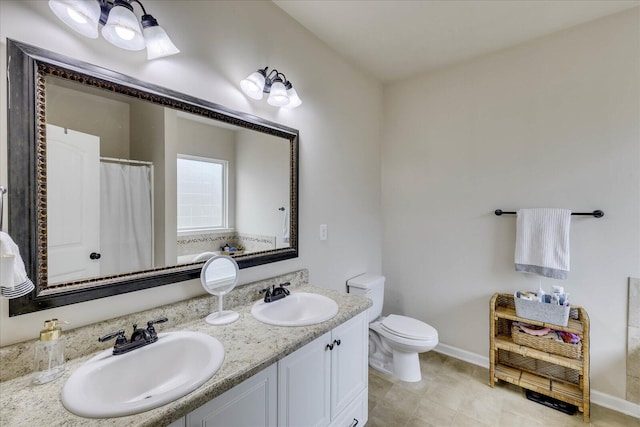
33, 318, 66, 384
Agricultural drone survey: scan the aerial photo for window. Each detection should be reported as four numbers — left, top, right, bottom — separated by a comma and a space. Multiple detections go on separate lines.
177, 155, 228, 233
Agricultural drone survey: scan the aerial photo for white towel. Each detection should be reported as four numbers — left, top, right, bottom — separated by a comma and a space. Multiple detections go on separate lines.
282, 208, 290, 243
0, 231, 31, 288
515, 208, 571, 280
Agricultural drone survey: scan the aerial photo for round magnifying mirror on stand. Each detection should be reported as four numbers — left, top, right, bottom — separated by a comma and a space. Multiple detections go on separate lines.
200, 255, 240, 325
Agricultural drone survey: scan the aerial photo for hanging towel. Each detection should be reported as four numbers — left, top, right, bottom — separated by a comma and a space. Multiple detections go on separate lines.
515, 208, 571, 280
282, 207, 290, 243
0, 231, 35, 297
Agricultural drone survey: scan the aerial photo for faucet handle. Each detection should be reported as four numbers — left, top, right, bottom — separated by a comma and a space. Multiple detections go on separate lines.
146, 317, 168, 337
99, 329, 127, 345
279, 282, 291, 295
147, 317, 168, 328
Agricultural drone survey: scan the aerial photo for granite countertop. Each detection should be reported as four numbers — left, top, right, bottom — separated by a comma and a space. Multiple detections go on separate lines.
0, 284, 371, 427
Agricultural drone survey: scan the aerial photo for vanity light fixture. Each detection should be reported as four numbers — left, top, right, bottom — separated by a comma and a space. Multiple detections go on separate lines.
240, 67, 302, 109
48, 0, 179, 60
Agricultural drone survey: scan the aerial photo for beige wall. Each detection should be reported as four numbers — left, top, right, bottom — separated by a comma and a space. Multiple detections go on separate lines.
0, 1, 382, 343
235, 130, 290, 248
381, 8, 639, 402
46, 81, 131, 158
129, 99, 167, 265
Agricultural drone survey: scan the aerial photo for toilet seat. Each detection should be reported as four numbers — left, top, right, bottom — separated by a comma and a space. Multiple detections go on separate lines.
370, 316, 438, 350
380, 314, 437, 341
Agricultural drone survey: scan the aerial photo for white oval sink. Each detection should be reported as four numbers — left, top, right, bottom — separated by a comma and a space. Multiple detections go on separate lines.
61, 331, 224, 418
251, 292, 339, 326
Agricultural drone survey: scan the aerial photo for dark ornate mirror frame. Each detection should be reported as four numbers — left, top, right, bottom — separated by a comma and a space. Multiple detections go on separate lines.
6, 39, 299, 316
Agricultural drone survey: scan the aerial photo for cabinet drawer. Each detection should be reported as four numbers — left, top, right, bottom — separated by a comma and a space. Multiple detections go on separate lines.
329, 387, 368, 427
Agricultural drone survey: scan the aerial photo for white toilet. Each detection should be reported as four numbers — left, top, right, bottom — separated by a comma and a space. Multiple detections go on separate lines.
347, 273, 438, 382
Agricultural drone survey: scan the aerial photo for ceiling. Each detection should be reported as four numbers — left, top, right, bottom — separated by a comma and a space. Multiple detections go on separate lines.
273, 0, 639, 83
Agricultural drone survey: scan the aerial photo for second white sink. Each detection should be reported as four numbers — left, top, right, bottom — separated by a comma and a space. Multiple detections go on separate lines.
251, 292, 339, 326
61, 331, 224, 418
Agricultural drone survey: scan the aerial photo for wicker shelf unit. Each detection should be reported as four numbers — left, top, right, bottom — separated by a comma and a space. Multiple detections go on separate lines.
490, 293, 590, 422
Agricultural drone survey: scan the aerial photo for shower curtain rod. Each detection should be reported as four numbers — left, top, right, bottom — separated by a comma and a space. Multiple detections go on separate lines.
494, 209, 604, 218
100, 156, 153, 166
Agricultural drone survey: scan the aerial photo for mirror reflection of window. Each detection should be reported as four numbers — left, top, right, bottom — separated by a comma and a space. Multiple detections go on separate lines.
177, 155, 228, 233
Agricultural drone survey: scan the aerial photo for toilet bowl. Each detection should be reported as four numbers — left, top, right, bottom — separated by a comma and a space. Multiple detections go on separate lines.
347, 274, 438, 382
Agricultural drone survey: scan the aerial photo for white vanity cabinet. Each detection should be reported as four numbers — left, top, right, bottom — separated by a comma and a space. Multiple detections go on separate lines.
175, 311, 368, 427
278, 311, 368, 427
185, 364, 277, 427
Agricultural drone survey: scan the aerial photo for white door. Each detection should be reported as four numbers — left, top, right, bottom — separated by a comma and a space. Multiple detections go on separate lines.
46, 124, 101, 284
278, 331, 332, 427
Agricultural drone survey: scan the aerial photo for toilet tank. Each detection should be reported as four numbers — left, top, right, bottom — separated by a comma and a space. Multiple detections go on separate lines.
347, 274, 385, 322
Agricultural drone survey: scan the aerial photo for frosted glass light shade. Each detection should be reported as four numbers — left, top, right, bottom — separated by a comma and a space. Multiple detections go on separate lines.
240, 71, 267, 100
48, 0, 101, 39
143, 25, 180, 60
267, 81, 290, 107
283, 86, 302, 109
101, 2, 145, 51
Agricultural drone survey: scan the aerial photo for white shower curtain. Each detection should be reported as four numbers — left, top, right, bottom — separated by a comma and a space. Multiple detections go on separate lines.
100, 162, 153, 276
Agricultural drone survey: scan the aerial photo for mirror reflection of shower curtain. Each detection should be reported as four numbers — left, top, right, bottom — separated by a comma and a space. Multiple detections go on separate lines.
100, 162, 153, 276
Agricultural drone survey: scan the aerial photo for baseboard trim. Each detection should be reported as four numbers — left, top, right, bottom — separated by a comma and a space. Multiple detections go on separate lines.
434, 343, 640, 419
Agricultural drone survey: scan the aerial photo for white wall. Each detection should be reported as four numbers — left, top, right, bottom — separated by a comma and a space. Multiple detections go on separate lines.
0, 1, 382, 345
236, 130, 290, 248
382, 8, 639, 401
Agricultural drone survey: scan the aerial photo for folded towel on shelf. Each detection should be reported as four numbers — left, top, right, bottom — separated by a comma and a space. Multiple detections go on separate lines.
0, 231, 35, 298
515, 208, 571, 280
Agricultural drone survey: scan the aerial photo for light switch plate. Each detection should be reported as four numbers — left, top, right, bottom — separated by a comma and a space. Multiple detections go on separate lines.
320, 224, 328, 240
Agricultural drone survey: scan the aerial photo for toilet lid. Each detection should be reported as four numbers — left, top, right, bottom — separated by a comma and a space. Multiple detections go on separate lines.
380, 314, 437, 340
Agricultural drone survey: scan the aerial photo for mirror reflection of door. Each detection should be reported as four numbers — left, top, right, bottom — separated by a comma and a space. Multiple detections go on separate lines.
46, 124, 154, 285
46, 124, 101, 283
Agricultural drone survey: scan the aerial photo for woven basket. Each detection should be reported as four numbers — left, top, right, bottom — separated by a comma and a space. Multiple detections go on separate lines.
511, 325, 582, 359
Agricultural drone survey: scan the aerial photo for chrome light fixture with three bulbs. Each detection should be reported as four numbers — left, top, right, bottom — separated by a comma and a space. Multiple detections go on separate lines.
48, 0, 179, 60
240, 67, 302, 109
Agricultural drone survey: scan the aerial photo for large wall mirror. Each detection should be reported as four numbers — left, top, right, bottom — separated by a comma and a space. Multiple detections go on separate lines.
6, 39, 298, 316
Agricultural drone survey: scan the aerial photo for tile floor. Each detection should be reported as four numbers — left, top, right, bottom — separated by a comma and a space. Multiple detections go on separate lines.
367, 352, 639, 427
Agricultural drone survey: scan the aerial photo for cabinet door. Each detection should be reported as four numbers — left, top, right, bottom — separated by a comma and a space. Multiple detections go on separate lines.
331, 311, 368, 417
278, 331, 332, 427
186, 364, 277, 427
167, 418, 185, 427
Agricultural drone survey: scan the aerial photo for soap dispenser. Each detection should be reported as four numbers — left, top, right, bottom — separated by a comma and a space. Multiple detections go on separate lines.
33, 318, 66, 384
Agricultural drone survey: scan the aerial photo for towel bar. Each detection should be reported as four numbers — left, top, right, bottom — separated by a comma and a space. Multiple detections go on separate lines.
494, 209, 604, 218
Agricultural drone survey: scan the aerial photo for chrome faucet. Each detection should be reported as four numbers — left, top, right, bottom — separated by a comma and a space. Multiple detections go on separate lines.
99, 317, 168, 355
260, 282, 290, 303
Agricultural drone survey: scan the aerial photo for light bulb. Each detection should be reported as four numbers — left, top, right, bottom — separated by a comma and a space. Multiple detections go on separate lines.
67, 6, 87, 24
101, 1, 145, 51
115, 26, 135, 41
267, 80, 290, 107
283, 85, 302, 109
240, 70, 267, 100
48, 0, 100, 39
141, 14, 180, 60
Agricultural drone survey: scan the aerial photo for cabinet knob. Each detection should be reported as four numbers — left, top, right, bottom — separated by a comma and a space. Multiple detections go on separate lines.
89, 252, 101, 260
325, 343, 334, 351
349, 418, 359, 427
